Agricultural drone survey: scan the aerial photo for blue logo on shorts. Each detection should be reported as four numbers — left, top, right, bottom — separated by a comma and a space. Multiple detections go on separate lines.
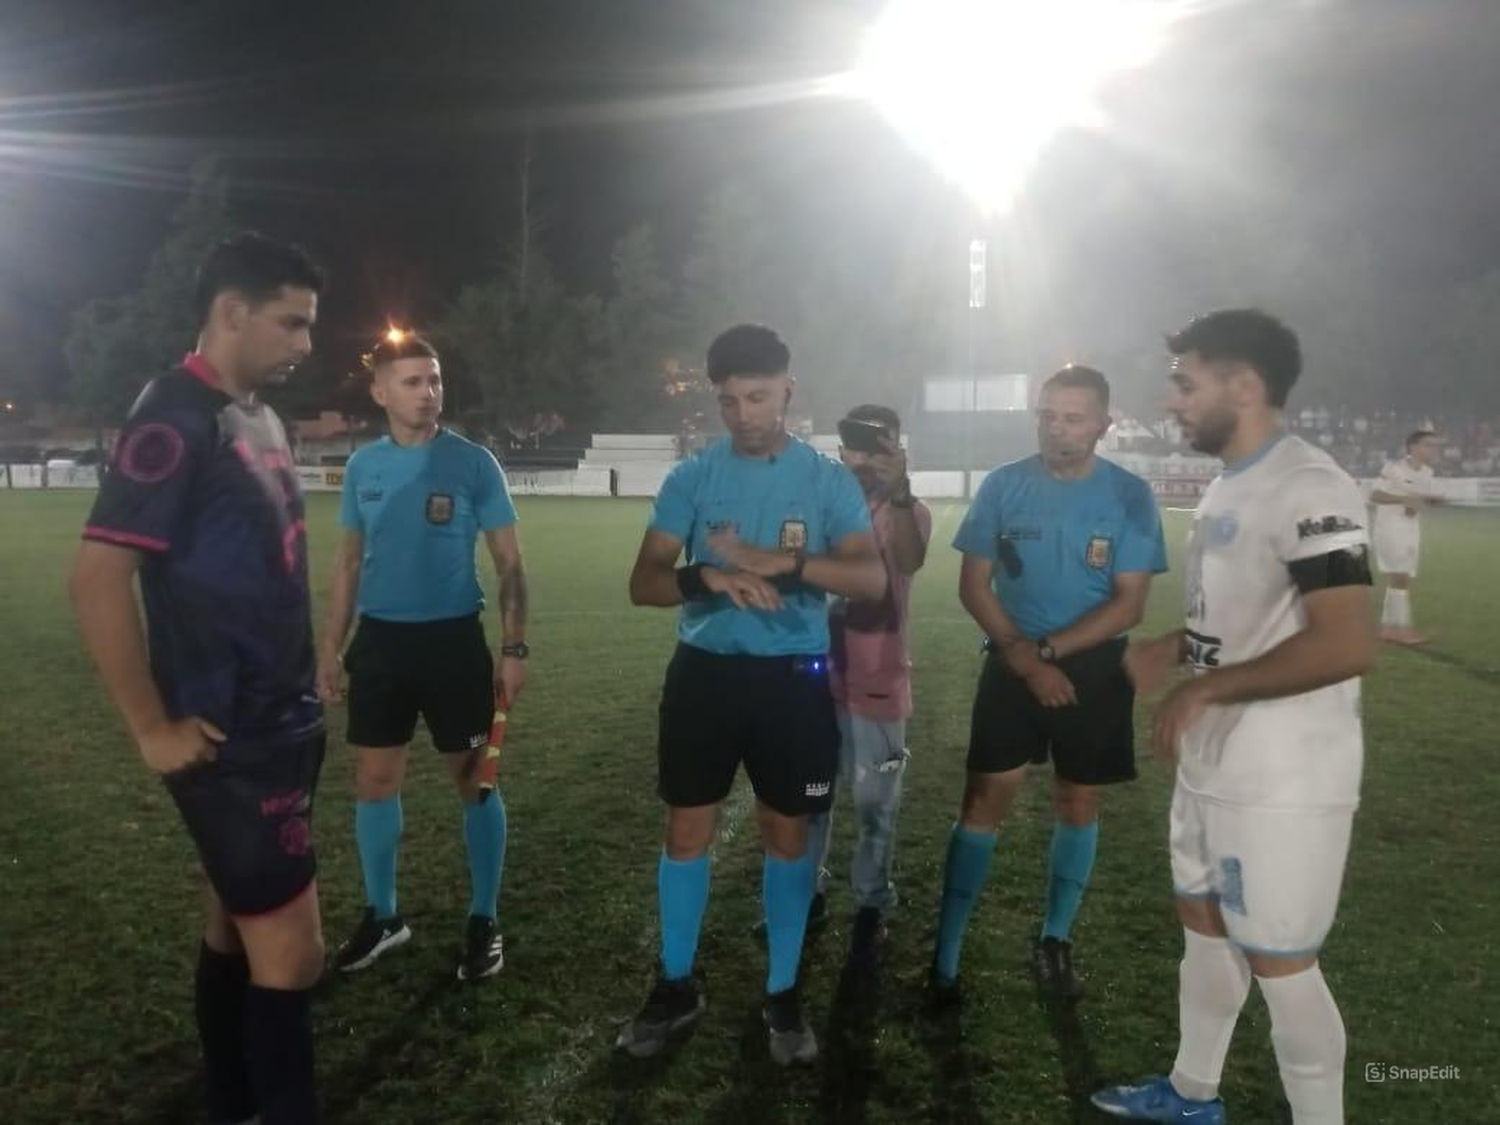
1219, 856, 1246, 915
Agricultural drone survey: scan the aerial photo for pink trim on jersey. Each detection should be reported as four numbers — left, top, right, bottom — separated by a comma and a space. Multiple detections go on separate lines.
83, 525, 170, 552
180, 352, 222, 389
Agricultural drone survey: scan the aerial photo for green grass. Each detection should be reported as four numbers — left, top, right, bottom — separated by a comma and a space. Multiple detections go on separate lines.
1, 492, 1496, 1123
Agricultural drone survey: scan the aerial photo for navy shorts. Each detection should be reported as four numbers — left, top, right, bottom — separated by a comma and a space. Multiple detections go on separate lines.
163, 732, 326, 916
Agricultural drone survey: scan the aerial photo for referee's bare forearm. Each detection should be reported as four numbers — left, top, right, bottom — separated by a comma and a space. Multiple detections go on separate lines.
498, 559, 528, 643
801, 550, 886, 602
320, 532, 361, 657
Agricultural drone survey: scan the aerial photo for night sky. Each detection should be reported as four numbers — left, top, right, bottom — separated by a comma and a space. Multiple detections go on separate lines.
4, 0, 1499, 405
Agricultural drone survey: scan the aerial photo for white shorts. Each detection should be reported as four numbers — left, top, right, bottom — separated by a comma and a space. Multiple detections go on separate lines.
1170, 782, 1353, 957
1373, 519, 1420, 577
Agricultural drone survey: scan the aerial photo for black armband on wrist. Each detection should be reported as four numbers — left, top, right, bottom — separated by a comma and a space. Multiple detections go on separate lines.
675, 563, 711, 600
1288, 546, 1373, 593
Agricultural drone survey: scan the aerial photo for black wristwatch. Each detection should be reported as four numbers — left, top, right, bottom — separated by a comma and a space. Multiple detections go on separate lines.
1036, 637, 1057, 663
500, 642, 530, 660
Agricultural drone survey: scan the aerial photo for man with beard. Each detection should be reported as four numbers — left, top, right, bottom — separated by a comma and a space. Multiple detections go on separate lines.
932, 365, 1166, 1001
71, 232, 327, 1123
1093, 309, 1375, 1124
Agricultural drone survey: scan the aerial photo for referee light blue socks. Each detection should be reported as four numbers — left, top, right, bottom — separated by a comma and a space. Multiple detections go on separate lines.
934, 823, 999, 982
463, 789, 508, 920
763, 851, 817, 994
1042, 820, 1099, 942
355, 795, 403, 920
659, 852, 711, 981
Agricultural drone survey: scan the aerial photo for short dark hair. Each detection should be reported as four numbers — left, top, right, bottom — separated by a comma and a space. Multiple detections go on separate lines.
845, 403, 901, 436
194, 231, 325, 329
1406, 429, 1438, 449
706, 323, 790, 384
1042, 364, 1110, 410
1165, 308, 1302, 408
369, 333, 439, 369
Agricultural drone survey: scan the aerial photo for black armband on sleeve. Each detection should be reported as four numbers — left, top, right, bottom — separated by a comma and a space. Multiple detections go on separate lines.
675, 563, 711, 600
1287, 546, 1373, 593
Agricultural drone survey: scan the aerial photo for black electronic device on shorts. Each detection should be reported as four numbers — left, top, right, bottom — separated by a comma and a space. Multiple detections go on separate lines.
838, 418, 889, 454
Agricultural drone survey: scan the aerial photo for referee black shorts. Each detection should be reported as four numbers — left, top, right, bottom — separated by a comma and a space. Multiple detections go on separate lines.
967, 637, 1136, 785
344, 614, 495, 753
657, 642, 839, 817
164, 732, 326, 916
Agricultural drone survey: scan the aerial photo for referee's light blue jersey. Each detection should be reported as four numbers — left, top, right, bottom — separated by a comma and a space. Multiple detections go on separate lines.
339, 428, 518, 621
952, 454, 1167, 639
649, 436, 871, 656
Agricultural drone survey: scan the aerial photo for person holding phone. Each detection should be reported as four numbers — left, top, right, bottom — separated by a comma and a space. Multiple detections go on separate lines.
792, 405, 931, 980
932, 365, 1167, 1002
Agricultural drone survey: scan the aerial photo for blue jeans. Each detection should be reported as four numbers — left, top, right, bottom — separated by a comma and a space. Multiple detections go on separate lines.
806, 710, 908, 912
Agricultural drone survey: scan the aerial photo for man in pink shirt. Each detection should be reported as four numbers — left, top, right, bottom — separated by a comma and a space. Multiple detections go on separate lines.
806, 404, 932, 977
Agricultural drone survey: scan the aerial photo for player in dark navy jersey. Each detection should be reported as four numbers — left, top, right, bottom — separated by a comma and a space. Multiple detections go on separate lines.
71, 232, 327, 1125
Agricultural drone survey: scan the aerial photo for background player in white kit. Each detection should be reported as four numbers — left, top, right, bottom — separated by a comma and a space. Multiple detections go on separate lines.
1093, 310, 1377, 1125
1369, 429, 1442, 645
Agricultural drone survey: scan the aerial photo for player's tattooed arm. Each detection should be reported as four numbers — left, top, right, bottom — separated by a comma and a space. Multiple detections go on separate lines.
484, 525, 529, 643
486, 525, 529, 706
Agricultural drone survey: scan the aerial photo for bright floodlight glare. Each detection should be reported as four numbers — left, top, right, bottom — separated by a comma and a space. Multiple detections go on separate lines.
385, 326, 406, 344
852, 0, 1181, 216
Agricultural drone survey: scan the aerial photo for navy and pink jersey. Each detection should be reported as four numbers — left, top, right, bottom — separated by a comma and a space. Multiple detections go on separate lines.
82, 355, 323, 748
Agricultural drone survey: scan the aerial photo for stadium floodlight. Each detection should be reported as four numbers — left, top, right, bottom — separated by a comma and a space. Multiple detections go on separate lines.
385, 326, 407, 344
849, 0, 1183, 216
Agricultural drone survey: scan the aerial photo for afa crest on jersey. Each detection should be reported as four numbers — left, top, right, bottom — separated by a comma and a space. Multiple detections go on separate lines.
425, 492, 455, 525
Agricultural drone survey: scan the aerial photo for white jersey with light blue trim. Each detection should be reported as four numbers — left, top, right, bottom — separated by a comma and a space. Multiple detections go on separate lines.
1177, 435, 1369, 810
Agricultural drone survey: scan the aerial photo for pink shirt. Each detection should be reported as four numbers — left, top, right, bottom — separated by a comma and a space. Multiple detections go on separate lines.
829, 497, 932, 721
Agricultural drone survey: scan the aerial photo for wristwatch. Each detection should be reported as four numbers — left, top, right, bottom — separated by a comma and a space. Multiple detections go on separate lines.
1036, 637, 1057, 663
888, 477, 916, 508
500, 642, 530, 660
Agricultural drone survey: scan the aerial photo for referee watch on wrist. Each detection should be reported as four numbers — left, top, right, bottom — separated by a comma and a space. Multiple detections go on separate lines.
500, 642, 530, 660
1036, 637, 1057, 663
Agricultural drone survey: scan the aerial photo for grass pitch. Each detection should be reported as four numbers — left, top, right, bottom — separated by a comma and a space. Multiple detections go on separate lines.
0, 491, 1495, 1123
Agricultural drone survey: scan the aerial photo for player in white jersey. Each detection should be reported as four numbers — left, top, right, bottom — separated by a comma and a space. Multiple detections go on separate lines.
1369, 429, 1441, 645
1093, 310, 1376, 1125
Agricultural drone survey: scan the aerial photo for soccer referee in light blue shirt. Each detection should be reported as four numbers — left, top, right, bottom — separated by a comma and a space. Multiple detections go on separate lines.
617, 323, 887, 1067
317, 333, 529, 985
931, 364, 1167, 1001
